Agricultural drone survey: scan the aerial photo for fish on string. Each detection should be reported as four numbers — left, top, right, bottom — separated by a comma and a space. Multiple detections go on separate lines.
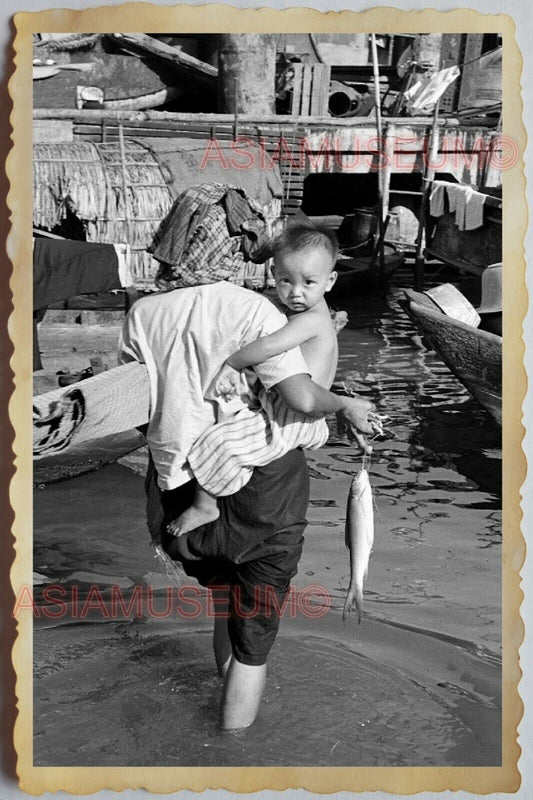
340, 408, 387, 623
342, 455, 375, 623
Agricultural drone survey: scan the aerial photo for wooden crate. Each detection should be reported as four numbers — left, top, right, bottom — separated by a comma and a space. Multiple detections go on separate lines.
291, 64, 331, 116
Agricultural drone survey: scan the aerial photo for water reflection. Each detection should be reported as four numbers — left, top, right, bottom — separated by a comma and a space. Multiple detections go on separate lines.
335, 280, 502, 552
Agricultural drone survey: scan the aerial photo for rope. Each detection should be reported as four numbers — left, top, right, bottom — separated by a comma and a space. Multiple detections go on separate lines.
459, 44, 501, 70
43, 33, 99, 51
308, 33, 324, 64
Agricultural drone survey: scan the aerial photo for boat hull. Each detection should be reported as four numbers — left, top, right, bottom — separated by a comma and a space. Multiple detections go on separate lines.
403, 289, 502, 425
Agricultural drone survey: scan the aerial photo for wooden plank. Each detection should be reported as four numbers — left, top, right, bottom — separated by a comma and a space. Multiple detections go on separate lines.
107, 33, 217, 84
440, 33, 463, 112
33, 119, 74, 143
291, 63, 303, 116
310, 65, 321, 116
314, 64, 326, 116
425, 248, 485, 276
310, 64, 331, 116
322, 65, 332, 115
457, 33, 484, 110
301, 65, 313, 116
74, 128, 234, 142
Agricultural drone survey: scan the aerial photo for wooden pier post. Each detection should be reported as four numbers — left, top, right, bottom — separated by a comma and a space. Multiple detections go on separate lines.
218, 34, 277, 115
415, 34, 443, 74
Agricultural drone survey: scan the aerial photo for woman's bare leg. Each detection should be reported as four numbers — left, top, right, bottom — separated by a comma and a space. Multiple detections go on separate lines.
212, 588, 266, 728
212, 590, 232, 677
219, 659, 267, 730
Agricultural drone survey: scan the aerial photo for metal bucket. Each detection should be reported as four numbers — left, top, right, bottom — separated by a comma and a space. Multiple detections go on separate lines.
387, 205, 419, 246
344, 207, 378, 245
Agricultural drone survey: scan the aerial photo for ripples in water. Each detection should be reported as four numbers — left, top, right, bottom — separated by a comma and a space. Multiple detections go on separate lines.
33, 271, 502, 767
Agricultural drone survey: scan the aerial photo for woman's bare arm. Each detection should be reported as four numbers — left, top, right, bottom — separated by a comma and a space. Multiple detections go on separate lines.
274, 374, 374, 452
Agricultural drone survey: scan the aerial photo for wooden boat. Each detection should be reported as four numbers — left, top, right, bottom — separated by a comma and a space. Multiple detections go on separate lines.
402, 288, 502, 425
330, 246, 405, 296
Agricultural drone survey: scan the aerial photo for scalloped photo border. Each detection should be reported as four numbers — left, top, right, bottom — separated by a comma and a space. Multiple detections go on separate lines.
7, 4, 526, 794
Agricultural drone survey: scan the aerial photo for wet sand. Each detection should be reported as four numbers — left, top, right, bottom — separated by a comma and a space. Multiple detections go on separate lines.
32, 281, 501, 766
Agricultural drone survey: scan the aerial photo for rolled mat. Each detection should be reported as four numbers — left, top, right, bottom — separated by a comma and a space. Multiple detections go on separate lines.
33, 361, 150, 459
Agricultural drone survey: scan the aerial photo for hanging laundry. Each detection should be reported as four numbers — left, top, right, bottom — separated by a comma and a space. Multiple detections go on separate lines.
463, 190, 487, 230
404, 65, 460, 113
429, 180, 487, 231
446, 184, 487, 231
429, 181, 448, 217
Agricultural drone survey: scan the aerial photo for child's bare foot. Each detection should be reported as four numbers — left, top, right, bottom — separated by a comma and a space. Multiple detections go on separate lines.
167, 488, 220, 537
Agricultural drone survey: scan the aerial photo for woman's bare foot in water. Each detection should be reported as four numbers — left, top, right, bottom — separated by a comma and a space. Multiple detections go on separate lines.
167, 487, 220, 536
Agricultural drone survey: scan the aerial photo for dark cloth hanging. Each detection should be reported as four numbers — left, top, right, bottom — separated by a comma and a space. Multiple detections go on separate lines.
34, 238, 127, 310
33, 237, 131, 372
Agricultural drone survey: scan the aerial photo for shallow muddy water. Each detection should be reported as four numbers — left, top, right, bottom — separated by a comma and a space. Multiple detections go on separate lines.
33, 274, 502, 766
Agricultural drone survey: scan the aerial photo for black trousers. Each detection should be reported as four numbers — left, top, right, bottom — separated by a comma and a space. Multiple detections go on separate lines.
157, 448, 309, 666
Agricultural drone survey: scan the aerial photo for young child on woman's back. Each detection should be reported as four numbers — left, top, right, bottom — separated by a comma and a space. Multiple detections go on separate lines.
167, 224, 339, 536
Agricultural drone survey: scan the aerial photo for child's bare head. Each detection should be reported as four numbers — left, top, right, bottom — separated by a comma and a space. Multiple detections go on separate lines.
272, 224, 339, 269
272, 224, 338, 312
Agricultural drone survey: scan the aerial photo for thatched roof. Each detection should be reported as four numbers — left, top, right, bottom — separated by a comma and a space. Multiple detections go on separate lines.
33, 139, 173, 286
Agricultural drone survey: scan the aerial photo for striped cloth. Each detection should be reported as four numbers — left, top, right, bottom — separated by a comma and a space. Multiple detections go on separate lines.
188, 390, 329, 497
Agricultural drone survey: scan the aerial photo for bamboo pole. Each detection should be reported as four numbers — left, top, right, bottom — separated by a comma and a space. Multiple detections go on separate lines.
481, 111, 503, 189
34, 107, 478, 128
370, 33, 386, 281
382, 123, 395, 220
118, 120, 131, 243
414, 99, 440, 290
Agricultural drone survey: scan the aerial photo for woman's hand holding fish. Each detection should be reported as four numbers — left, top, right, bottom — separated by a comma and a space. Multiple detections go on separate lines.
337, 396, 374, 454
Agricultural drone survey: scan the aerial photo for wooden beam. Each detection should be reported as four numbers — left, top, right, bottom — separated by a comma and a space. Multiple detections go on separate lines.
34, 108, 496, 130
108, 33, 217, 87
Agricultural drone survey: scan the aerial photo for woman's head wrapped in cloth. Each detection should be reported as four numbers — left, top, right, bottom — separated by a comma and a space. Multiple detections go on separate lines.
148, 183, 273, 290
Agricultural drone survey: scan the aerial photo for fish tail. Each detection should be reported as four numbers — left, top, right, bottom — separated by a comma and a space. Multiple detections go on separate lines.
342, 591, 352, 621
343, 584, 364, 623
354, 586, 364, 624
